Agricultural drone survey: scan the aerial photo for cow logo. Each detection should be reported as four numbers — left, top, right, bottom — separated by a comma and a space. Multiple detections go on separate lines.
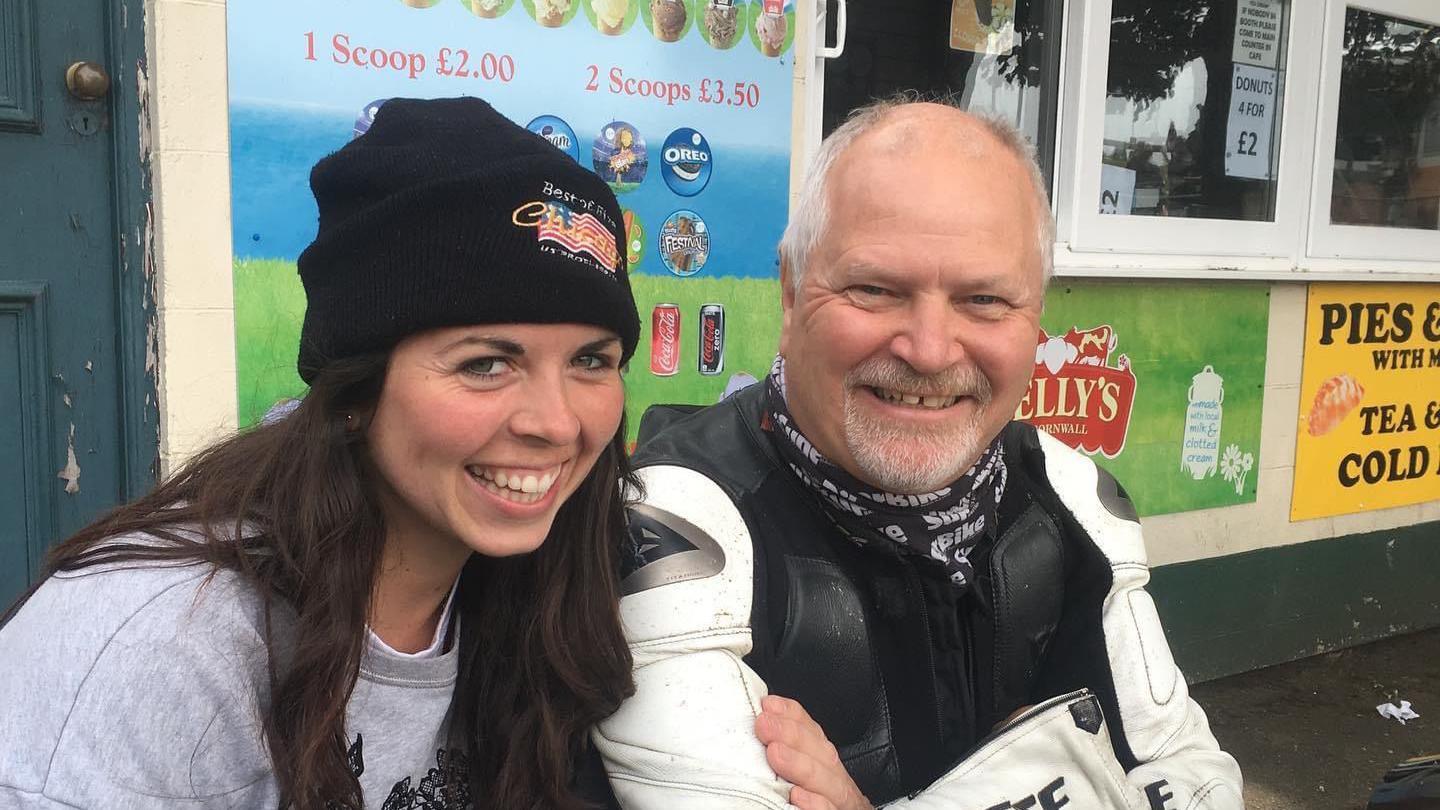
660, 128, 713, 196
592, 121, 649, 193
1015, 324, 1137, 458
526, 115, 581, 162
658, 210, 710, 276
512, 199, 620, 275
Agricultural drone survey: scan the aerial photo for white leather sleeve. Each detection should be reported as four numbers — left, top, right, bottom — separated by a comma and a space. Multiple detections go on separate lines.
594, 465, 795, 809
886, 432, 1243, 810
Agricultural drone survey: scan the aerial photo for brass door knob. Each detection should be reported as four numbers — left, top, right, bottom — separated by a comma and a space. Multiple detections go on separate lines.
65, 61, 111, 101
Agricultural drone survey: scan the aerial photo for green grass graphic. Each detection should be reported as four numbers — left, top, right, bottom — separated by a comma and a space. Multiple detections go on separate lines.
233, 258, 784, 441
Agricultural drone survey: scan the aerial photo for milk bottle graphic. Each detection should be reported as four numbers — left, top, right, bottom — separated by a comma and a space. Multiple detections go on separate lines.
1181, 365, 1224, 479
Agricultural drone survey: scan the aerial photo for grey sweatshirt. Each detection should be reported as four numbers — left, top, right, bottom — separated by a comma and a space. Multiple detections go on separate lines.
0, 545, 466, 809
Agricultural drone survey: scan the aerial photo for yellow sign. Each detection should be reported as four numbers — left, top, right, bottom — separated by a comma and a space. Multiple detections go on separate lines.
1292, 283, 1440, 520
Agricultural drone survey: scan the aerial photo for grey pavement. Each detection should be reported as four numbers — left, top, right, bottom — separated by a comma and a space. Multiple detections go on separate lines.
1191, 626, 1440, 810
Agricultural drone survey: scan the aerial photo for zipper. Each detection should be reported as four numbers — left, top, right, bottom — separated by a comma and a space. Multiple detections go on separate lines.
896, 550, 945, 753
974, 688, 1091, 747
907, 688, 1094, 800
960, 594, 979, 748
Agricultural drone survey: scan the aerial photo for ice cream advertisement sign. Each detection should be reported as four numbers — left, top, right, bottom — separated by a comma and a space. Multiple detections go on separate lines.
1025, 281, 1269, 518
227, 0, 795, 445
1291, 284, 1440, 521
1017, 325, 1137, 458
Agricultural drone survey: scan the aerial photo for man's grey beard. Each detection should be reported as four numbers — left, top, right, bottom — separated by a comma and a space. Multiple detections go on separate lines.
842, 358, 995, 494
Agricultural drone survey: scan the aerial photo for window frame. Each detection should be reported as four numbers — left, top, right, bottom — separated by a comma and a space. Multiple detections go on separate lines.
798, 0, 1440, 282
1056, 0, 1313, 261
1306, 0, 1440, 266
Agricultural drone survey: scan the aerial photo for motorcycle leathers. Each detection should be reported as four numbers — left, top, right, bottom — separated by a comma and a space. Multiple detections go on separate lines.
595, 385, 1242, 809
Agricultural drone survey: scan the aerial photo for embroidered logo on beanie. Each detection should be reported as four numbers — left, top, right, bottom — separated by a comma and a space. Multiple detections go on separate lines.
511, 179, 622, 276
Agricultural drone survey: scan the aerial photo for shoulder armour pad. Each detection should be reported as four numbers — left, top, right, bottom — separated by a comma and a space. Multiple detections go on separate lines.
621, 503, 726, 596
1094, 466, 1138, 523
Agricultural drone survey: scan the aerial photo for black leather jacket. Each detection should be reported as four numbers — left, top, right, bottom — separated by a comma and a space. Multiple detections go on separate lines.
629, 384, 1148, 804
597, 383, 1240, 810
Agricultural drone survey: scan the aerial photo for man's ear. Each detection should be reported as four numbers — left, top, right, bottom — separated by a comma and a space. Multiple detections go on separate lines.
778, 257, 797, 356
779, 258, 796, 311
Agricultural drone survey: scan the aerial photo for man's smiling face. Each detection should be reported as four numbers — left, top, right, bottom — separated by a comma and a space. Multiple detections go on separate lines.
779, 108, 1046, 494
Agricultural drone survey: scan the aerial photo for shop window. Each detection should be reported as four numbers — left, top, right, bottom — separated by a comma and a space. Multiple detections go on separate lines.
820, 0, 1063, 192
1331, 8, 1440, 231
1099, 0, 1288, 222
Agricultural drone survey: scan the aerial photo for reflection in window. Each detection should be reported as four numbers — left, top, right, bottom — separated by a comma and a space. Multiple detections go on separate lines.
821, 0, 1063, 192
1100, 0, 1287, 222
1332, 9, 1440, 230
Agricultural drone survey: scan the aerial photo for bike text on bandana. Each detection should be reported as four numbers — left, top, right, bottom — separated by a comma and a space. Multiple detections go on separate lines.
762, 357, 1006, 589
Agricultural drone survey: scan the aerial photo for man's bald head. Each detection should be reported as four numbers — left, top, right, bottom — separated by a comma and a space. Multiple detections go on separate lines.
779, 98, 1054, 292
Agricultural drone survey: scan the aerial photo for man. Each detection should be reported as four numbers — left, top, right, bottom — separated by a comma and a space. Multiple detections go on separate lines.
595, 99, 1242, 809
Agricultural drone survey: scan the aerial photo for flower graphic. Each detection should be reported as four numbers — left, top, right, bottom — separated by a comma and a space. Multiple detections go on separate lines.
1220, 444, 1255, 496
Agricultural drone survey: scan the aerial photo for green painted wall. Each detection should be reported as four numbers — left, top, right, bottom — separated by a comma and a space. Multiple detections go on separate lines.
1151, 520, 1440, 683
1039, 280, 1270, 517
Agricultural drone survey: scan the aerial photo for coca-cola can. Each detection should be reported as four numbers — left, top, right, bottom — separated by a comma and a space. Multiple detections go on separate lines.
698, 303, 725, 375
650, 304, 681, 377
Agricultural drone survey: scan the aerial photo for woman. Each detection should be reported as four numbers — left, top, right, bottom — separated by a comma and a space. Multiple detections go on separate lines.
0, 97, 641, 809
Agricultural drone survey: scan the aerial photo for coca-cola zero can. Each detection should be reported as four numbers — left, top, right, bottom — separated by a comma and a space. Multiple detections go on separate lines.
698, 303, 724, 375
650, 303, 681, 377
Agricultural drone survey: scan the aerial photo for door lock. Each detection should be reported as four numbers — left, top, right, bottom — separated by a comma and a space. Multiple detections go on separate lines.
65, 61, 111, 101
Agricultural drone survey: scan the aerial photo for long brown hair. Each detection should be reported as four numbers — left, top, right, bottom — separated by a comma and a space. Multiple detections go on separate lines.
3, 352, 637, 809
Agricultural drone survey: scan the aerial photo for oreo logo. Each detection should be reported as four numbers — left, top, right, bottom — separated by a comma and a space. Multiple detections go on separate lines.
526, 115, 581, 163
661, 128, 713, 196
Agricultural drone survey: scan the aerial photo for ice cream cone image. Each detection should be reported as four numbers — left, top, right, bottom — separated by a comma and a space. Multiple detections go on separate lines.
703, 0, 740, 47
535, 0, 571, 26
651, 0, 687, 42
468, 0, 504, 17
592, 0, 628, 33
756, 7, 787, 56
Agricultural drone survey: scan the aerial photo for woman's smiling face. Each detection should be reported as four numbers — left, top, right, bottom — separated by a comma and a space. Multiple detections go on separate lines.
365, 322, 625, 559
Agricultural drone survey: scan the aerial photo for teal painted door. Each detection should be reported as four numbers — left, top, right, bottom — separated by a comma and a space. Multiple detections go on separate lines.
0, 0, 155, 607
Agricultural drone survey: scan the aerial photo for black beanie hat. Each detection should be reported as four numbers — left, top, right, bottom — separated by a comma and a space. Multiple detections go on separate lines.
296, 97, 640, 383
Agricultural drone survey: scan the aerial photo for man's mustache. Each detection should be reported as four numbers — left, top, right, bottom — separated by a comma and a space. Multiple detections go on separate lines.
845, 359, 994, 405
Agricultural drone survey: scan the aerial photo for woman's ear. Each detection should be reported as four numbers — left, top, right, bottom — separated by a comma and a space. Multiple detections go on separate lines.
343, 410, 373, 433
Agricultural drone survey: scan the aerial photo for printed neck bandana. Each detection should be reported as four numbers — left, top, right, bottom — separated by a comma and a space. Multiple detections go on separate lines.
762, 357, 1007, 590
